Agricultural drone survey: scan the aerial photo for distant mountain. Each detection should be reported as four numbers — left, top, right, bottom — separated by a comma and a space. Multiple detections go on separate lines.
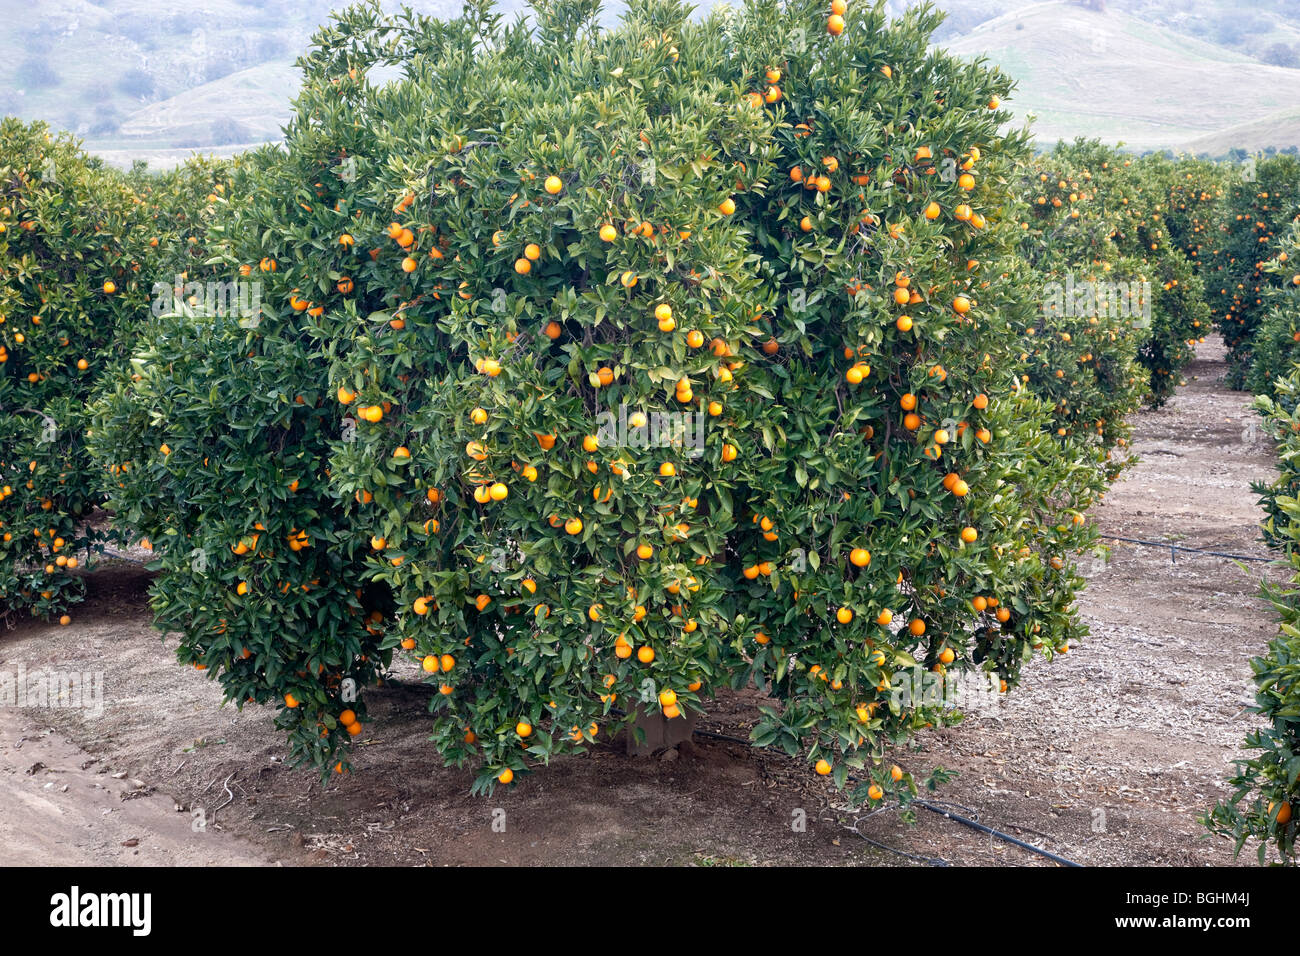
8, 0, 1300, 167
942, 0, 1300, 154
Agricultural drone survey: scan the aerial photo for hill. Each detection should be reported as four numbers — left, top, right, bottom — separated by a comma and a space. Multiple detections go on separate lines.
943, 0, 1300, 153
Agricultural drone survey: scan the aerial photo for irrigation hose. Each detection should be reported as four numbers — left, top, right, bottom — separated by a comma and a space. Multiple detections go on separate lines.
1098, 533, 1272, 563
690, 727, 1081, 866
912, 800, 1082, 867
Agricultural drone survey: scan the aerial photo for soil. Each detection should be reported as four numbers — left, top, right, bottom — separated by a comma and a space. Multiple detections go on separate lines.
0, 335, 1287, 867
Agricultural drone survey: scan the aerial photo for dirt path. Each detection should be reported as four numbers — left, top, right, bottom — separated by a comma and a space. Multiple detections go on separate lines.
0, 335, 1285, 866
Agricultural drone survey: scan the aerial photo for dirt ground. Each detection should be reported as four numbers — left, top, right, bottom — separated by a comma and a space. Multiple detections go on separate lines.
0, 335, 1286, 867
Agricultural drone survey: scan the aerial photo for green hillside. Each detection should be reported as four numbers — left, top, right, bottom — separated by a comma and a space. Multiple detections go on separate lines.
943, 0, 1300, 153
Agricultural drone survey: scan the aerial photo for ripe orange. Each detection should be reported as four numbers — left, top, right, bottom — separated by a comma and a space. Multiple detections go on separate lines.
498, 768, 514, 784
960, 527, 977, 543
836, 607, 853, 624
849, 547, 871, 567
815, 759, 832, 775
637, 645, 655, 664
827, 14, 845, 34
909, 619, 926, 636
544, 175, 563, 194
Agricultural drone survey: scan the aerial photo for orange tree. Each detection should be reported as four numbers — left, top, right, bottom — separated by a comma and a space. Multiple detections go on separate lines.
1141, 153, 1228, 274
90, 137, 394, 775
1205, 376, 1300, 865
0, 119, 156, 625
1204, 153, 1300, 388
1011, 147, 1148, 472
98, 0, 1114, 799
1045, 140, 1210, 407
1243, 219, 1300, 398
